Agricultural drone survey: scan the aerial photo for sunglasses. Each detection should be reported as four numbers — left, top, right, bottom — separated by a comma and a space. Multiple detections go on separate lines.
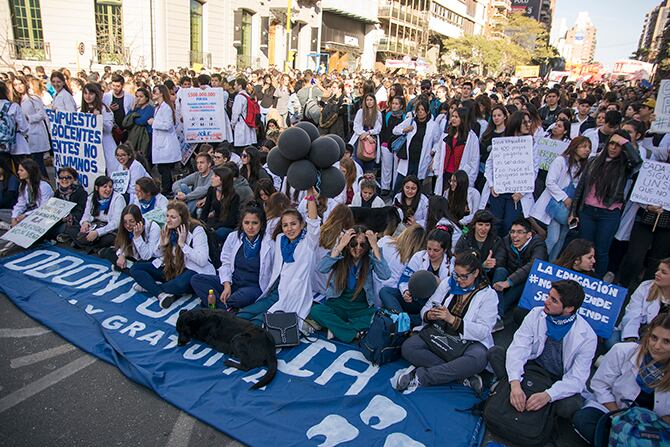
58, 175, 73, 180
349, 240, 369, 249
241, 153, 248, 158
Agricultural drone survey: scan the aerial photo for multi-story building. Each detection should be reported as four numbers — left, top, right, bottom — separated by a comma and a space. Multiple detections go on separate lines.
376, 0, 430, 62
637, 0, 670, 63
560, 11, 597, 65
485, 0, 512, 39
510, 0, 553, 33
1, 0, 322, 71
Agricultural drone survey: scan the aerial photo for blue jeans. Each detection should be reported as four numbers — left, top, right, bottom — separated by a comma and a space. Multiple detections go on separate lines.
488, 193, 523, 236
572, 407, 606, 446
178, 183, 198, 215
546, 218, 569, 262
190, 273, 262, 310
236, 287, 280, 327
129, 261, 196, 298
379, 286, 424, 328
578, 205, 622, 278
492, 267, 525, 317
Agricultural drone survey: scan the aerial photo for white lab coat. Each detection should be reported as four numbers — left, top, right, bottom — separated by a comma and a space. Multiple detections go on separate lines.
11, 180, 53, 219
80, 192, 126, 236
619, 280, 668, 340
584, 342, 670, 416
398, 250, 452, 295
583, 127, 602, 156
154, 225, 216, 275
375, 237, 406, 291
115, 219, 160, 261
19, 95, 50, 154
0, 100, 30, 156
102, 91, 134, 115
231, 92, 257, 147
444, 187, 481, 226
151, 102, 182, 164
419, 280, 499, 349
392, 116, 441, 180
350, 193, 385, 208
218, 230, 275, 293
115, 160, 149, 201
432, 130, 480, 194
349, 109, 383, 163
51, 89, 77, 112
530, 156, 581, 225
102, 108, 121, 174
506, 307, 597, 402
297, 197, 337, 223
130, 193, 169, 214
261, 216, 320, 328
393, 192, 429, 228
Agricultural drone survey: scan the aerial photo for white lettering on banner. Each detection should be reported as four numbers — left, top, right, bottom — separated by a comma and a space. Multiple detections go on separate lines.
536, 138, 569, 171
183, 344, 212, 360
360, 395, 407, 430
3, 250, 60, 271
491, 136, 535, 194
307, 414, 359, 447
136, 330, 166, 347
119, 321, 146, 337
278, 339, 338, 377
45, 110, 105, 192
164, 298, 200, 326
52, 264, 109, 286
315, 350, 379, 396
536, 261, 620, 298
102, 315, 127, 330
203, 352, 224, 367
163, 335, 180, 350
84, 305, 104, 315
242, 369, 269, 389
24, 256, 84, 279
2, 198, 77, 248
630, 160, 670, 211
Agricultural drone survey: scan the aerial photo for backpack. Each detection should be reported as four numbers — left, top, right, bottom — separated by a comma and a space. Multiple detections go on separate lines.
608, 407, 670, 447
319, 98, 340, 129
358, 309, 409, 366
303, 87, 322, 125
241, 93, 260, 129
0, 102, 17, 152
199, 224, 222, 269
483, 363, 557, 447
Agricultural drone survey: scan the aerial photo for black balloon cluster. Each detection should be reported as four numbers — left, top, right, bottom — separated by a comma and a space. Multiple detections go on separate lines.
266, 121, 346, 198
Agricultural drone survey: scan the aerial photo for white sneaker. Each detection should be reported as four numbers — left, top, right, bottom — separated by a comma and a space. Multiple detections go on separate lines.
133, 283, 147, 293
326, 329, 335, 340
394, 369, 421, 392
463, 374, 483, 394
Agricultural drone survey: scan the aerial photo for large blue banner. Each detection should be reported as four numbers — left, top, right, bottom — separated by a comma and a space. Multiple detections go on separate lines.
519, 260, 627, 338
0, 247, 485, 447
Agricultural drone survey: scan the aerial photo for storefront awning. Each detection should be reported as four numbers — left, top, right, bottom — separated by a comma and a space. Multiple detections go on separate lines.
322, 41, 362, 55
322, 7, 378, 24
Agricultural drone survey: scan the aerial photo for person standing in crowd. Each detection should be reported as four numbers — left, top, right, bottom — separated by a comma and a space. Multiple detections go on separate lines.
149, 85, 181, 195
539, 88, 561, 130
80, 83, 119, 174
350, 93, 382, 173
103, 74, 134, 144
11, 76, 50, 178
570, 130, 643, 279
477, 105, 508, 190
432, 107, 479, 195
231, 78, 257, 153
122, 87, 154, 167
575, 98, 596, 136
49, 71, 77, 112
11, 159, 53, 228
274, 74, 292, 128
583, 110, 622, 155
0, 81, 29, 163
380, 95, 406, 196
318, 81, 348, 139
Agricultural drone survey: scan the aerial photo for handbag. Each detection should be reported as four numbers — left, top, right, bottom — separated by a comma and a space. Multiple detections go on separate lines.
546, 182, 576, 225
357, 136, 377, 162
391, 135, 407, 159
418, 292, 474, 362
263, 311, 300, 347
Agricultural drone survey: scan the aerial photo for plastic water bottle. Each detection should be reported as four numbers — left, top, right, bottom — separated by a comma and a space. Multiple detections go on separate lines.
207, 289, 216, 309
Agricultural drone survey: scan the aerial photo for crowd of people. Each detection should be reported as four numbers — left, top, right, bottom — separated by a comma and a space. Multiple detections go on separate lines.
0, 64, 669, 445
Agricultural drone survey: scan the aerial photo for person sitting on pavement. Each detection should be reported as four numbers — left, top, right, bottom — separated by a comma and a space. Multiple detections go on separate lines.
172, 152, 214, 215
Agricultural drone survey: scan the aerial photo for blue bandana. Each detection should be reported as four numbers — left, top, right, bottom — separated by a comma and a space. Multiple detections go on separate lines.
242, 234, 261, 259
169, 230, 179, 247
347, 262, 360, 290
636, 354, 664, 394
545, 313, 577, 341
448, 275, 477, 295
139, 196, 156, 214
98, 196, 112, 212
280, 229, 306, 263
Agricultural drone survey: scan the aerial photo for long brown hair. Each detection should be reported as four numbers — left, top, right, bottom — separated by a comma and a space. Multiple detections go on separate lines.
115, 205, 146, 257
362, 93, 379, 129
327, 225, 371, 300
265, 192, 290, 221
212, 167, 235, 223
562, 136, 590, 179
636, 313, 670, 391
646, 257, 670, 302
163, 201, 200, 280
154, 84, 176, 123
339, 158, 357, 191
319, 204, 354, 249
81, 82, 107, 114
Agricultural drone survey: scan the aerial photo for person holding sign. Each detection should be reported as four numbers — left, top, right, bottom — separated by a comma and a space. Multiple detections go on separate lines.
113, 143, 149, 204
572, 313, 670, 444
10, 159, 53, 228
531, 136, 591, 261
487, 280, 597, 421
48, 167, 87, 243
570, 130, 643, 278
74, 175, 126, 252
150, 85, 182, 195
81, 83, 120, 175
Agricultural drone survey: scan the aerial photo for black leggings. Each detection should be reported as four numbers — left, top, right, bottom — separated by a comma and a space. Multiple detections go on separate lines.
618, 221, 670, 288
157, 163, 174, 195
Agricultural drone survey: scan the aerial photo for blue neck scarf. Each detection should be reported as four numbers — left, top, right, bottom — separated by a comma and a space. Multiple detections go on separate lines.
169, 230, 179, 247
545, 313, 577, 341
280, 229, 306, 263
448, 275, 478, 295
347, 262, 360, 290
636, 354, 664, 394
139, 196, 156, 214
98, 196, 112, 212
242, 234, 261, 259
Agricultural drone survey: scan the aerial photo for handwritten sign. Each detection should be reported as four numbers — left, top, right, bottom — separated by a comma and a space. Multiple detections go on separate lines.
46, 110, 105, 192
630, 160, 670, 211
536, 137, 569, 171
514, 65, 540, 78
650, 80, 670, 133
111, 170, 130, 194
491, 136, 535, 194
519, 260, 627, 338
178, 88, 225, 143
1, 198, 76, 248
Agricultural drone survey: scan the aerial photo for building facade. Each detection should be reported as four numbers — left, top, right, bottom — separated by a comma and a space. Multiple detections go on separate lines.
510, 0, 553, 33
560, 11, 597, 65
637, 0, 670, 63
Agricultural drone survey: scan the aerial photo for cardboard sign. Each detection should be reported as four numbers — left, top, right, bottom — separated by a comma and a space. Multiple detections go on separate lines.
630, 160, 670, 211
178, 87, 226, 143
1, 198, 76, 248
491, 136, 535, 193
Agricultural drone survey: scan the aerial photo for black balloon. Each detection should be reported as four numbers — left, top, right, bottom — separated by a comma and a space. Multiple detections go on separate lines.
327, 134, 346, 159
295, 121, 320, 142
287, 160, 318, 190
278, 127, 311, 160
408, 270, 438, 301
318, 166, 346, 198
266, 148, 292, 177
309, 136, 341, 168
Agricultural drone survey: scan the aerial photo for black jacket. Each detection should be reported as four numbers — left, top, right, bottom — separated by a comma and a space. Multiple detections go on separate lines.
454, 231, 505, 270
200, 187, 240, 230
498, 235, 548, 286
54, 184, 87, 225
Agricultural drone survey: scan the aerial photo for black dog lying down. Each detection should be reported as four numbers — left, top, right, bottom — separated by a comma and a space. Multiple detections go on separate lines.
350, 206, 402, 234
176, 309, 277, 389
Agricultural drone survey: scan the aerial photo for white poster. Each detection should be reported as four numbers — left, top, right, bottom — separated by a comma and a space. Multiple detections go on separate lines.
491, 136, 536, 194
1, 198, 76, 248
536, 138, 570, 171
630, 160, 670, 211
178, 87, 225, 143
111, 170, 130, 194
650, 80, 670, 134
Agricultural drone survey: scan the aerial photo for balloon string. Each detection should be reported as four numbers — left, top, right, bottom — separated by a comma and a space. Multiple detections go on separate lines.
315, 171, 321, 195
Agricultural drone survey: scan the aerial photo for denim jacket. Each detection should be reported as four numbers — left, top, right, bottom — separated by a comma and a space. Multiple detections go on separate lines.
318, 252, 391, 306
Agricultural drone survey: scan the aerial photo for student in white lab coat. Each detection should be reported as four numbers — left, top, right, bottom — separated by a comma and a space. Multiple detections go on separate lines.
150, 85, 182, 195
81, 83, 120, 175
74, 175, 126, 252
129, 201, 215, 309
112, 143, 149, 204
572, 314, 670, 445
11, 76, 51, 177
236, 187, 320, 327
487, 280, 597, 420
0, 82, 30, 158
49, 71, 77, 112
11, 158, 53, 227
393, 176, 429, 228
231, 78, 257, 152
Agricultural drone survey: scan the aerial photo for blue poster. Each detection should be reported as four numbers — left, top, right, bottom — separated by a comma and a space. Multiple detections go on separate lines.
0, 247, 485, 447
519, 260, 627, 338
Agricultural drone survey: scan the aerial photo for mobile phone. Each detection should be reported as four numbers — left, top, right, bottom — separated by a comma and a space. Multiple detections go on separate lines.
569, 218, 578, 230
432, 302, 440, 308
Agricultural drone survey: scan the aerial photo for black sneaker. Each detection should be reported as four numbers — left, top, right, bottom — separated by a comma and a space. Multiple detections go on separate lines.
492, 317, 504, 333
159, 293, 178, 309
463, 374, 483, 395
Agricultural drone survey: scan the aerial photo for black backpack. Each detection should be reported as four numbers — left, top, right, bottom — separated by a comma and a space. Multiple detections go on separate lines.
358, 309, 408, 366
199, 224, 222, 270
484, 363, 557, 446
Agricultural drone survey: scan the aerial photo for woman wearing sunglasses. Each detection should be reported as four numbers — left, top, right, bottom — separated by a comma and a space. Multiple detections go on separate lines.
47, 167, 87, 242
309, 226, 391, 343
394, 251, 498, 393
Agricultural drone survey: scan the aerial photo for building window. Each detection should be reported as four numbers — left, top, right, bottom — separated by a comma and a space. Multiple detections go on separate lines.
235, 9, 252, 68
8, 0, 48, 60
190, 0, 204, 65
95, 0, 124, 64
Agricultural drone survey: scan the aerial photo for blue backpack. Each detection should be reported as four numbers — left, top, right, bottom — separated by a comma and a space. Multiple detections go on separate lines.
358, 309, 409, 365
0, 102, 17, 152
608, 407, 670, 447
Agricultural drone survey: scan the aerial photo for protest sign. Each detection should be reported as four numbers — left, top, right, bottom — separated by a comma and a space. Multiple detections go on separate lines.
1, 198, 76, 248
650, 80, 670, 133
519, 260, 627, 338
178, 88, 225, 143
630, 160, 670, 211
143, 208, 166, 227
46, 110, 105, 192
111, 170, 130, 194
514, 65, 540, 78
536, 137, 569, 171
491, 136, 535, 193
